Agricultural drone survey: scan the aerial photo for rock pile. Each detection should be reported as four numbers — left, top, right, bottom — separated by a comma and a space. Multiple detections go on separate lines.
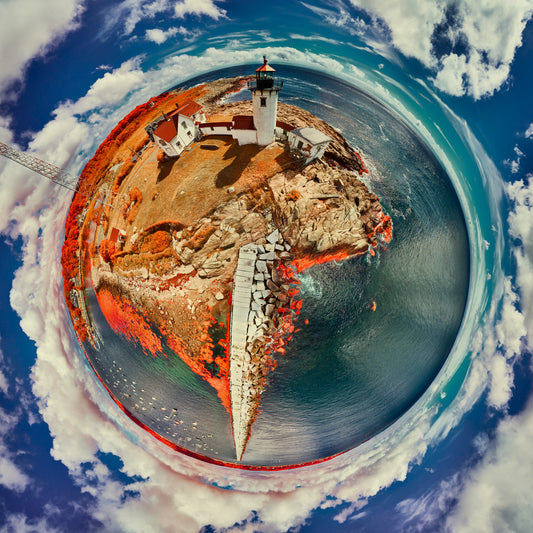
229, 228, 295, 460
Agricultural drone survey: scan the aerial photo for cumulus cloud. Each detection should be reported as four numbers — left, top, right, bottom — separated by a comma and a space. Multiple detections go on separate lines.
145, 26, 179, 44
0, 513, 60, 533
65, 59, 145, 117
447, 396, 533, 532
145, 26, 201, 44
526, 123, 533, 139
507, 176, 533, 339
0, 0, 84, 100
174, 0, 227, 20
343, 0, 533, 99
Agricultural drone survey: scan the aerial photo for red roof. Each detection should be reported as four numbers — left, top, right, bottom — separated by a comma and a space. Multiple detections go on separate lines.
232, 115, 256, 130
256, 57, 275, 72
175, 99, 202, 117
276, 120, 295, 132
110, 228, 120, 242
199, 121, 233, 128
154, 115, 179, 142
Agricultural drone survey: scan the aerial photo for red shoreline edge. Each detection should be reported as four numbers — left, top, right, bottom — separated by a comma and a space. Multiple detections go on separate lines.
76, 329, 343, 471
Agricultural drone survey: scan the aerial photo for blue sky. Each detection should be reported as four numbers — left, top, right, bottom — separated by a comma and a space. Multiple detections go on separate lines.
0, 1, 532, 532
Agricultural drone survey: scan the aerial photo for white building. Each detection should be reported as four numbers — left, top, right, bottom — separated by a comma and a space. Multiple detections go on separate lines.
288, 127, 332, 164
149, 59, 330, 165
149, 100, 205, 158
249, 57, 283, 145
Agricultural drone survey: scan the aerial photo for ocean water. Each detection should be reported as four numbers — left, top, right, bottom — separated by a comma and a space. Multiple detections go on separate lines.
82, 66, 470, 466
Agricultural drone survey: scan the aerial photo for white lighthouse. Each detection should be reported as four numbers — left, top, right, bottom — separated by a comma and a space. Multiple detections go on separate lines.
250, 57, 283, 146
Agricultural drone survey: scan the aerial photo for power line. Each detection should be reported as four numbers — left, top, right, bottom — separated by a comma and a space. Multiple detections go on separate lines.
0, 142, 114, 209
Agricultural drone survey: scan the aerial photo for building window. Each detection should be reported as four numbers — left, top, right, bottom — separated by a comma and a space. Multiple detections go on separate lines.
187, 130, 192, 137
181, 121, 188, 129
160, 139, 167, 146
211, 126, 214, 131
260, 97, 267, 107
177, 141, 182, 148
297, 140, 303, 150
227, 126, 231, 131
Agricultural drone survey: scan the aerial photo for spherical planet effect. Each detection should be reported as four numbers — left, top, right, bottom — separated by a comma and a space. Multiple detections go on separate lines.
70, 65, 470, 468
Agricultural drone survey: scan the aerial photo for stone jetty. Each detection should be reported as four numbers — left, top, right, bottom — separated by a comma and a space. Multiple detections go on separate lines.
228, 229, 293, 460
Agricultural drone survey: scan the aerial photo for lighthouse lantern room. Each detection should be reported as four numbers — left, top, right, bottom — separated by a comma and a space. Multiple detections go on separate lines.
249, 57, 283, 146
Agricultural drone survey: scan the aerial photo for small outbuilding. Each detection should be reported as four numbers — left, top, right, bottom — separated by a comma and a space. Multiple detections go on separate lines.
148, 99, 205, 158
288, 127, 332, 164
109, 227, 126, 247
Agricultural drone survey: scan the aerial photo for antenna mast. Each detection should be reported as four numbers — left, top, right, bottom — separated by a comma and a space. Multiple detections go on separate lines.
0, 142, 114, 209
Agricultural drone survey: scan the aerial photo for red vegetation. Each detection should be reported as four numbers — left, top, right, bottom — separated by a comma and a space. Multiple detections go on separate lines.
133, 136, 149, 153
116, 158, 136, 183
99, 239, 116, 263
122, 187, 143, 223
61, 90, 177, 341
292, 250, 351, 273
97, 288, 163, 357
159, 310, 231, 413
141, 230, 171, 254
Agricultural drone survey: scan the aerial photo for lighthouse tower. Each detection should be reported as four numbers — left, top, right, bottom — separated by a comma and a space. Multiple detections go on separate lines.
250, 57, 283, 146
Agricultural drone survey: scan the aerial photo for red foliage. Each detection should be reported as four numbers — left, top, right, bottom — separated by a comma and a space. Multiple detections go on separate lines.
116, 159, 135, 184
122, 186, 143, 223
97, 288, 163, 357
99, 239, 116, 263
133, 136, 149, 153
141, 231, 171, 254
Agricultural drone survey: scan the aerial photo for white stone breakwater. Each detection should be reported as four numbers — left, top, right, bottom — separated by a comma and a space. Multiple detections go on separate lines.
228, 229, 293, 461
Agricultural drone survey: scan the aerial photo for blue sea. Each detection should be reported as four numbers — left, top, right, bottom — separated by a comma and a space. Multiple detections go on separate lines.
83, 66, 470, 466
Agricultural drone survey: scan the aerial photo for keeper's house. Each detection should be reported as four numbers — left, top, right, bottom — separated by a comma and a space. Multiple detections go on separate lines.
145, 100, 205, 158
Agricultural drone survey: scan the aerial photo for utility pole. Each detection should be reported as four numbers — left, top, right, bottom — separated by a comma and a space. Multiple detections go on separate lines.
0, 142, 114, 208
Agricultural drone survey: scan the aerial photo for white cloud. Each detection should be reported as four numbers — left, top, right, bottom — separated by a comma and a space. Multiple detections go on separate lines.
64, 58, 146, 116
145, 26, 179, 44
174, 0, 227, 20
106, 0, 171, 36
145, 26, 200, 44
396, 474, 461, 531
447, 397, 533, 533
0, 513, 60, 533
289, 33, 343, 46
350, 0, 443, 65
302, 2, 368, 37
0, 370, 8, 396
504, 144, 526, 175
344, 0, 533, 99
0, 407, 31, 492
507, 177, 533, 340
0, 0, 85, 100
526, 123, 533, 139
